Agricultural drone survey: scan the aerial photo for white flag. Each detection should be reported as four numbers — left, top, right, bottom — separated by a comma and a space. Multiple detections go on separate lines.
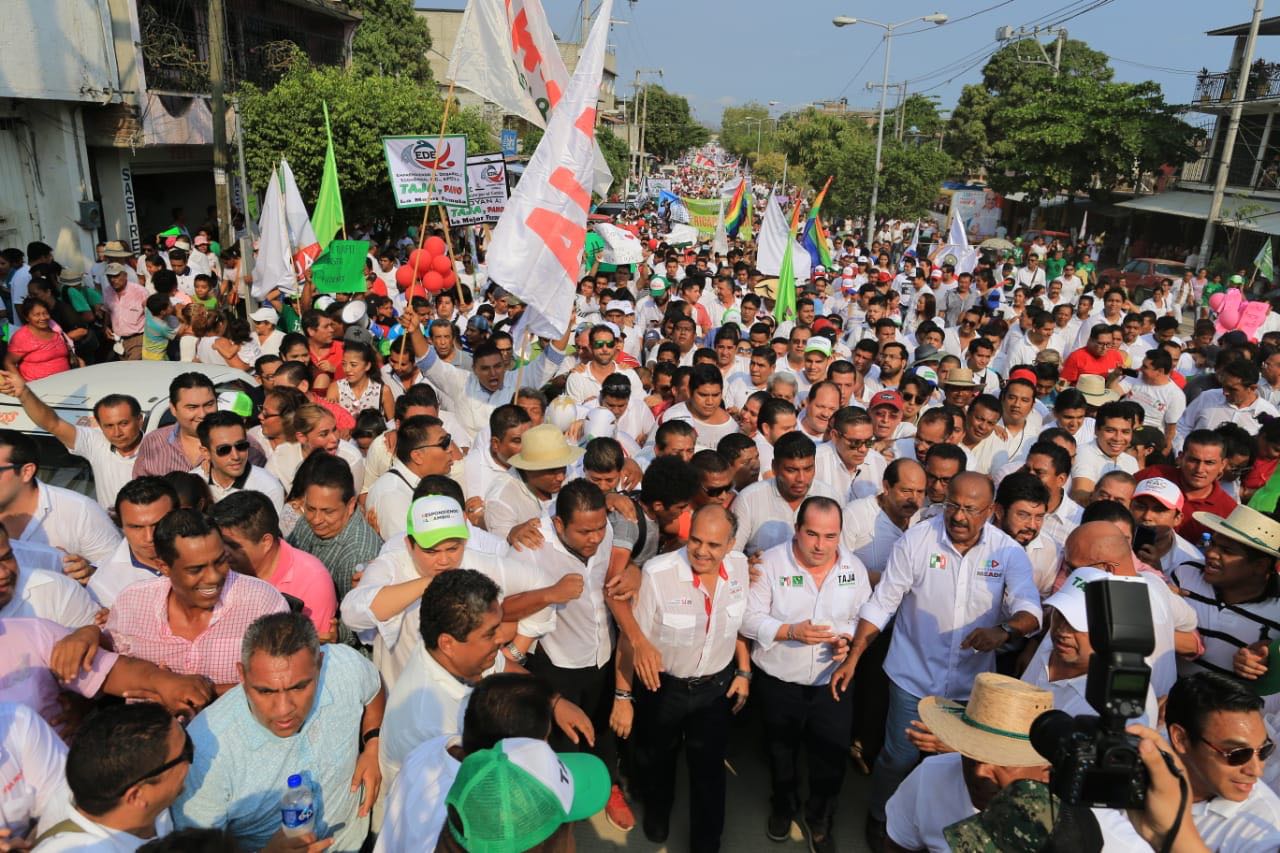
448, 0, 612, 197
486, 0, 613, 340
757, 191, 811, 281
254, 169, 294, 299
712, 196, 729, 256
948, 211, 969, 250
1079, 211, 1088, 243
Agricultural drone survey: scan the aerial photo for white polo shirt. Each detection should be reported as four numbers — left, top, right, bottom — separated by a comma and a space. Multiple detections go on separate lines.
18, 481, 121, 567
841, 494, 907, 575
34, 802, 174, 852
0, 567, 99, 628
1071, 441, 1137, 488
731, 477, 840, 556
633, 548, 750, 679
374, 734, 459, 853
1190, 782, 1280, 852
0, 701, 69, 840
525, 516, 614, 670
1025, 534, 1062, 596
463, 442, 509, 502
814, 442, 885, 502
1184, 395, 1279, 450
859, 516, 1042, 700
1040, 494, 1083, 549
741, 540, 871, 686
71, 426, 138, 509
483, 470, 549, 541
88, 538, 165, 607
958, 433, 1003, 475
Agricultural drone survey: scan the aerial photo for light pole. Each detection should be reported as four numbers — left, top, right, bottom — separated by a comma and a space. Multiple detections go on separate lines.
834, 13, 947, 238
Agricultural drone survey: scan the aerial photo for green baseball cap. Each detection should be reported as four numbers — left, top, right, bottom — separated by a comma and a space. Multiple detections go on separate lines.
405, 495, 469, 550
943, 779, 1061, 851
649, 277, 668, 296
446, 737, 611, 852
1230, 274, 1246, 285
216, 390, 254, 418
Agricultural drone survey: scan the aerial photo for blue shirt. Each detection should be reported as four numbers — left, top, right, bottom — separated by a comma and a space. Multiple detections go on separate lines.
173, 643, 381, 852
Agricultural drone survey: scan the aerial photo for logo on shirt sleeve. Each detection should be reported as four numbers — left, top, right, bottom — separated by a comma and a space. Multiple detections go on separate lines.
929, 554, 947, 570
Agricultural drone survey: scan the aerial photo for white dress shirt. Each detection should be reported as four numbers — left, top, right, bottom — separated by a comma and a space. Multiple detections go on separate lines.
1022, 634, 1156, 726
731, 477, 840, 555
462, 441, 510, 502
0, 701, 69, 841
564, 364, 644, 405
634, 548, 750, 679
71, 426, 139, 509
483, 470, 550, 541
18, 481, 121, 567
88, 538, 165, 607
525, 516, 614, 670
0, 567, 99, 628
364, 461, 420, 541
417, 344, 564, 440
814, 443, 885, 503
1025, 534, 1062, 596
374, 734, 459, 853
192, 464, 285, 514
741, 541, 871, 686
1071, 441, 1138, 488
1040, 494, 1083, 549
1190, 782, 1280, 852
859, 516, 1042, 700
841, 494, 907, 575
35, 803, 174, 852
1180, 394, 1279, 453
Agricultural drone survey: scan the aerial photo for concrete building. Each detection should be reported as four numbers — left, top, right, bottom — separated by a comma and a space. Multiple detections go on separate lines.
0, 0, 356, 262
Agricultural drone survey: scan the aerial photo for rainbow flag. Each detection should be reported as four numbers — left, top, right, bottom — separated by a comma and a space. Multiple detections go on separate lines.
801, 176, 834, 270
725, 178, 748, 237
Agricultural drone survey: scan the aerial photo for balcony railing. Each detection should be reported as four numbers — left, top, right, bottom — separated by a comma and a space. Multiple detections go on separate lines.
1195, 64, 1280, 106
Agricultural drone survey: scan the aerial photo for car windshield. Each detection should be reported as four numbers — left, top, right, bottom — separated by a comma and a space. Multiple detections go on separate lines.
1122, 260, 1147, 273
1154, 263, 1185, 276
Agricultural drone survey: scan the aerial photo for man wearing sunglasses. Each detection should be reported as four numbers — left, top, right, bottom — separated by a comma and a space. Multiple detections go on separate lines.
193, 411, 284, 513
565, 324, 642, 406
364, 415, 453, 541
1164, 672, 1280, 850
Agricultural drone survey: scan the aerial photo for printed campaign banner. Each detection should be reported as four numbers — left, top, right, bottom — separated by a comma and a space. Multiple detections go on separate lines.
449, 153, 509, 226
383, 135, 469, 208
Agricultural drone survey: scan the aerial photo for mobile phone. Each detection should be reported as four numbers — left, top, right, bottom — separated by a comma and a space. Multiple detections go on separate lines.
1133, 524, 1157, 552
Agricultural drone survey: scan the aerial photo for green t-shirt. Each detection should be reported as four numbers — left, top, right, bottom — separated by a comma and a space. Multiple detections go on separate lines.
1044, 257, 1066, 281
583, 232, 606, 272
195, 295, 219, 311
63, 285, 101, 313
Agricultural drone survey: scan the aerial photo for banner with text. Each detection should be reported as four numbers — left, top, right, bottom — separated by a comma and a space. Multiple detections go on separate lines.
311, 239, 369, 293
448, 153, 510, 226
680, 197, 722, 236
383, 135, 470, 209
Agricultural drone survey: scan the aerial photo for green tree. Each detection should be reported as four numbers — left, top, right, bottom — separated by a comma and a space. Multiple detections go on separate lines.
346, 0, 434, 84
752, 151, 803, 188
640, 85, 709, 161
945, 39, 1201, 201
720, 102, 771, 160
882, 94, 945, 143
238, 62, 493, 224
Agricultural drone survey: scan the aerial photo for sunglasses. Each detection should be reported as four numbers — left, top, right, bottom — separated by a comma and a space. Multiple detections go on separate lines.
112, 729, 194, 796
1198, 737, 1276, 766
702, 483, 734, 498
414, 435, 452, 452
214, 440, 251, 457
591, 339, 616, 349
842, 437, 875, 450
900, 393, 926, 404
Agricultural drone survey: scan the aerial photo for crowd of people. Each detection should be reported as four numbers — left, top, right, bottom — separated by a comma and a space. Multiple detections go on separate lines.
2, 190, 1280, 853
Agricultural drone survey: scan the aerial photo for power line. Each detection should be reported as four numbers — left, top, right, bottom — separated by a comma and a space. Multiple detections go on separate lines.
1111, 57, 1202, 76
835, 38, 882, 99
896, 0, 1023, 36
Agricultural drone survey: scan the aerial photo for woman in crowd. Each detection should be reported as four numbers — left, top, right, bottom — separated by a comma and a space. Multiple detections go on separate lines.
328, 340, 394, 421
5, 296, 73, 380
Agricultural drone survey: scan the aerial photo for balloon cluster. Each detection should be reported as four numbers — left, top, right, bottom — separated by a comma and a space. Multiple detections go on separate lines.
393, 236, 455, 295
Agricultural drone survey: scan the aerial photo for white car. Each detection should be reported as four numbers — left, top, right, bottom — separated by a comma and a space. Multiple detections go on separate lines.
0, 362, 258, 495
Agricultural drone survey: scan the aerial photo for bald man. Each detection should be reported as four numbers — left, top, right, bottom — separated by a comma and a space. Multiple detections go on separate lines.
1053, 521, 1192, 701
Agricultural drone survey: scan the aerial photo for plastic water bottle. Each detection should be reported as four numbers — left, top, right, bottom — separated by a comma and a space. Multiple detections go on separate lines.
281, 774, 315, 838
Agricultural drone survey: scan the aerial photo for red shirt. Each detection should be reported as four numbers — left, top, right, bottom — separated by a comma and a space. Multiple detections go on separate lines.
1061, 347, 1126, 383
310, 340, 345, 381
1135, 463, 1237, 543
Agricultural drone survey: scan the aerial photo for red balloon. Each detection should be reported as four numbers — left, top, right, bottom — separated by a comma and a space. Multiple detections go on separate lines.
394, 265, 417, 289
422, 270, 446, 293
425, 236, 447, 256
442, 269, 457, 288
431, 254, 452, 275
407, 249, 432, 275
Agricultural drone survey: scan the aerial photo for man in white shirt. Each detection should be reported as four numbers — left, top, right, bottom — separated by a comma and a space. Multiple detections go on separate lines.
1120, 349, 1185, 445
1070, 401, 1137, 503
364, 415, 453, 541
563, 324, 644, 405
1014, 255, 1046, 291
957, 394, 1005, 475
463, 404, 532, 504
191, 411, 285, 513
36, 702, 184, 851
815, 407, 885, 500
831, 472, 1042, 833
1166, 672, 1280, 851
483, 424, 581, 540
1175, 359, 1278, 453
842, 458, 924, 575
733, 432, 840, 555
0, 701, 69, 842
741, 496, 872, 850
0, 368, 145, 509
1023, 440, 1083, 550
1129, 477, 1203, 579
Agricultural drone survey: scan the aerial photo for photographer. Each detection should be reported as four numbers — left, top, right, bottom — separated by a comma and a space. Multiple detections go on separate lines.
1164, 672, 1280, 850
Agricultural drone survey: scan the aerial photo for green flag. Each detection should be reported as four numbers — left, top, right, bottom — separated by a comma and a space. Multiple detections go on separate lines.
1256, 239, 1274, 281
772, 201, 804, 323
312, 101, 344, 252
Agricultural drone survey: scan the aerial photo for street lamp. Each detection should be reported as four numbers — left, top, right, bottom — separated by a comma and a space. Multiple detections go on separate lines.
833, 12, 948, 237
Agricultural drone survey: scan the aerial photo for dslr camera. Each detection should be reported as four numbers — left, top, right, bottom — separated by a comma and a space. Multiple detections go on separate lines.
1030, 578, 1154, 809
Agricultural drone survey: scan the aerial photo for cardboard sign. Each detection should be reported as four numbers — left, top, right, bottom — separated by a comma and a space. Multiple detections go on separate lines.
448, 153, 509, 226
383, 135, 470, 208
310, 239, 368, 293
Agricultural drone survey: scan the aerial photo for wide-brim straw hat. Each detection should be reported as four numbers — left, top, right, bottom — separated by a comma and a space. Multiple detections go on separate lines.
942, 367, 981, 389
1075, 374, 1118, 405
918, 673, 1054, 767
1193, 504, 1280, 558
506, 423, 585, 471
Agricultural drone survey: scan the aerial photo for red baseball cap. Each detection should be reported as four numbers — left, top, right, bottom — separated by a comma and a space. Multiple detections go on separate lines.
1009, 368, 1037, 385
869, 390, 904, 411
877, 271, 892, 283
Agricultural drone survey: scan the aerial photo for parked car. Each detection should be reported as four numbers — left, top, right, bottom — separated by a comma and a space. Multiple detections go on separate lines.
593, 201, 628, 220
0, 362, 257, 497
1096, 258, 1188, 303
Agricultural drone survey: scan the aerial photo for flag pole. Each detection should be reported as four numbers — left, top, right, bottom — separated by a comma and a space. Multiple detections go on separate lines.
411, 79, 458, 303
434, 202, 467, 311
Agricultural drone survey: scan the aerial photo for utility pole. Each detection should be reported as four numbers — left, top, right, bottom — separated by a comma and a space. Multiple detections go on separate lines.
994, 25, 1069, 76
868, 81, 908, 141
634, 68, 662, 193
207, 0, 235, 250
1199, 0, 1266, 266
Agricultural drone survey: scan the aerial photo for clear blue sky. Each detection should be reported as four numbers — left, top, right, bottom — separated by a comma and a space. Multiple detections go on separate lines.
418, 1, 1258, 127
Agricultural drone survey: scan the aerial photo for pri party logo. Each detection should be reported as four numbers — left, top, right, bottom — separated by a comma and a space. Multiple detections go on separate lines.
405, 139, 457, 171
481, 163, 505, 184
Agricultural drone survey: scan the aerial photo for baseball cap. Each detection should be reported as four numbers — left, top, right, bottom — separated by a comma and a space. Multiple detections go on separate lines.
1133, 477, 1184, 511
1009, 368, 1037, 385
193, 234, 210, 246
1044, 567, 1111, 632
250, 306, 280, 324
604, 300, 633, 315
804, 337, 833, 357
877, 271, 892, 283
583, 407, 618, 441
313, 295, 336, 312
930, 269, 943, 279
446, 737, 611, 852
869, 390, 904, 411
841, 265, 853, 277
649, 277, 668, 296
103, 262, 128, 277
468, 315, 491, 332
217, 391, 253, 418
406, 495, 470, 550
814, 265, 826, 274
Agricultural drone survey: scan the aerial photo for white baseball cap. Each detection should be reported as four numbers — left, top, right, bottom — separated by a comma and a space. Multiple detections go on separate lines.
249, 306, 279, 324
604, 300, 634, 316
1132, 477, 1184, 511
1044, 567, 1145, 632
583, 407, 617, 441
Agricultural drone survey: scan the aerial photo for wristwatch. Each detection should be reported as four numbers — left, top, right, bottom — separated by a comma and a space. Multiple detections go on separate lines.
360, 727, 381, 749
999, 621, 1020, 640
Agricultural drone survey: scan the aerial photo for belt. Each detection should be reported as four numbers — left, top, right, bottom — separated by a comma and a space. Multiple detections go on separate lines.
659, 665, 732, 689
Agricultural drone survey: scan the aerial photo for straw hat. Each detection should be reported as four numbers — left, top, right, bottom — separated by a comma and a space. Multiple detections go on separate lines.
918, 673, 1054, 766
1075, 374, 1118, 405
506, 424, 585, 471
102, 240, 134, 258
942, 367, 980, 389
1192, 504, 1280, 558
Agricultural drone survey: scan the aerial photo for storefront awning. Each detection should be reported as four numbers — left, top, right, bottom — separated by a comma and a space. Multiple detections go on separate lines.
1117, 190, 1280, 235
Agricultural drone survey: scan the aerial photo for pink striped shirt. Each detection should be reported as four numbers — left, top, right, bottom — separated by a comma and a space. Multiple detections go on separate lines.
104, 571, 287, 686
